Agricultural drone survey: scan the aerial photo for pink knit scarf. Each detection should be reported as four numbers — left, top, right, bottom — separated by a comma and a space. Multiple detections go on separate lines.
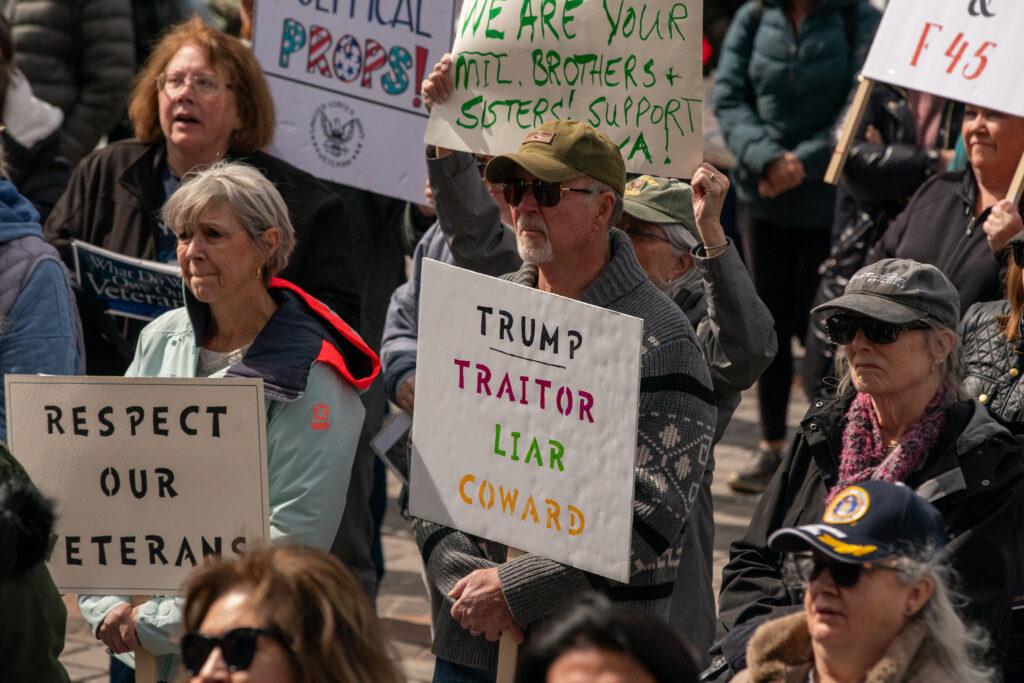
827, 388, 948, 504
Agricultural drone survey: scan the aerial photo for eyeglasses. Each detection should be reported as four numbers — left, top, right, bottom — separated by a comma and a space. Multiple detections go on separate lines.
181, 627, 290, 675
783, 552, 900, 588
621, 223, 672, 244
1011, 241, 1024, 269
824, 313, 931, 345
502, 178, 594, 208
157, 72, 230, 98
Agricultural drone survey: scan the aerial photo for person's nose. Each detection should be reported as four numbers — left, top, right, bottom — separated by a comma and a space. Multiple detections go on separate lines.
183, 235, 205, 261
516, 181, 541, 213
848, 328, 873, 353
195, 646, 230, 681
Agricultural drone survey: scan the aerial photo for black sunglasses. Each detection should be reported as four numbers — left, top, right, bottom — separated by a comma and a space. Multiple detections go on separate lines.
181, 627, 290, 675
1011, 241, 1024, 269
784, 553, 898, 588
825, 313, 930, 345
502, 178, 593, 208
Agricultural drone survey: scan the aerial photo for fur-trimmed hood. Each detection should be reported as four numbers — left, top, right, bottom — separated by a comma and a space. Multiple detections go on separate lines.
732, 612, 957, 683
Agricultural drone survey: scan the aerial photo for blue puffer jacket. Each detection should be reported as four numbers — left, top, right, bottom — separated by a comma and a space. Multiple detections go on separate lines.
713, 0, 879, 227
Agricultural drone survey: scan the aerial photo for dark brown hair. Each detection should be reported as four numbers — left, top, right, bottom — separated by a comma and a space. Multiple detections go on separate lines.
183, 545, 404, 683
128, 16, 275, 154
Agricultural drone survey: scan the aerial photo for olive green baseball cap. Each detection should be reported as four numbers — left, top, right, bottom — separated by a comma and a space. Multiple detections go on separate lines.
484, 120, 626, 195
624, 174, 697, 227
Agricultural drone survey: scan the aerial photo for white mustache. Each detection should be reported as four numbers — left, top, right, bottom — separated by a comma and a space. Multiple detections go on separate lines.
516, 215, 549, 237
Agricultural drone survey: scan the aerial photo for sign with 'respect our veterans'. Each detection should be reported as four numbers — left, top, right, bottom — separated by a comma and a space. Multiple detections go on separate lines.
252, 1, 459, 204
425, 0, 704, 178
861, 0, 1024, 117
409, 260, 641, 582
72, 241, 184, 321
4, 376, 270, 595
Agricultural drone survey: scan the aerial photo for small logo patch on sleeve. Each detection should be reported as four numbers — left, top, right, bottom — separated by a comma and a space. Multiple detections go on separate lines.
310, 403, 331, 431
524, 131, 555, 145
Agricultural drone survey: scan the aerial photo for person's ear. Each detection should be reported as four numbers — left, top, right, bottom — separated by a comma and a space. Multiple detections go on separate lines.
667, 251, 695, 281
932, 329, 957, 363
904, 576, 935, 618
262, 227, 281, 262
593, 191, 616, 230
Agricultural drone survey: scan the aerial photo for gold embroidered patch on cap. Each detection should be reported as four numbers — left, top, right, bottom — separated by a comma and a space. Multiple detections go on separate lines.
524, 131, 556, 145
816, 533, 878, 557
824, 486, 870, 524
625, 175, 659, 197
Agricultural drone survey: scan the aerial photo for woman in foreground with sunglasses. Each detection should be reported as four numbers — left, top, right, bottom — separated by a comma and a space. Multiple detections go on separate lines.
710, 258, 1024, 680
180, 544, 402, 682
732, 480, 993, 683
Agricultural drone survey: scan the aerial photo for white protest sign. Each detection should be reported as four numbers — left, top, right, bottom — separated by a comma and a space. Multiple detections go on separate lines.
425, 0, 703, 178
252, 1, 459, 203
409, 260, 641, 582
861, 0, 1024, 116
4, 376, 270, 595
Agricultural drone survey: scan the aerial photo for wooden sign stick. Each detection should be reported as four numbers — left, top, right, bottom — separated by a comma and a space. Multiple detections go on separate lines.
130, 595, 159, 683
496, 547, 525, 683
825, 76, 875, 186
1008, 153, 1024, 207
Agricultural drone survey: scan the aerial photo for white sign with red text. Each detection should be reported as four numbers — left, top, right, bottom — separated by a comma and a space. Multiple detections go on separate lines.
409, 260, 641, 582
861, 0, 1024, 116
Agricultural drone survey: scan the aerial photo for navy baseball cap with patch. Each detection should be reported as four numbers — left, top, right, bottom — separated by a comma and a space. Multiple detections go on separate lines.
768, 480, 947, 564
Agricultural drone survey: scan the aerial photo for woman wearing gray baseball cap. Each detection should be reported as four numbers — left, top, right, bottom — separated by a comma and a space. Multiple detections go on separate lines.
710, 258, 1024, 680
732, 480, 993, 683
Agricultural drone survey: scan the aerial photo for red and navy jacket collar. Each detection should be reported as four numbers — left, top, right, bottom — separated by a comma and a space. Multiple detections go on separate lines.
185, 277, 379, 402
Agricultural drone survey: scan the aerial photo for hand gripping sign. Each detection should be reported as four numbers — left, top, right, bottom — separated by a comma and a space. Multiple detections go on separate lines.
827, 0, 1024, 197
409, 260, 642, 681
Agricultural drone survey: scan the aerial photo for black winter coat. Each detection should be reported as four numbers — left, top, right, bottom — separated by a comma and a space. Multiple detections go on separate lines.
44, 140, 361, 330
9, 0, 135, 165
716, 395, 1024, 672
871, 169, 1016, 313
960, 300, 1024, 420
2, 128, 68, 223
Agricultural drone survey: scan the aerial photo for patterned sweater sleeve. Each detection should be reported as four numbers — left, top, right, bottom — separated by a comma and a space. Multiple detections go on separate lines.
497, 338, 716, 626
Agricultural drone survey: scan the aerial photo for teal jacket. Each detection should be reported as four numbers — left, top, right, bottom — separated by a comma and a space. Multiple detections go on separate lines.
78, 278, 379, 680
713, 0, 879, 226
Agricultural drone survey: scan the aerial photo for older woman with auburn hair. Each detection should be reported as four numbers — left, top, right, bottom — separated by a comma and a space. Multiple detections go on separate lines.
78, 161, 379, 681
45, 16, 360, 374
707, 258, 1024, 681
181, 545, 403, 683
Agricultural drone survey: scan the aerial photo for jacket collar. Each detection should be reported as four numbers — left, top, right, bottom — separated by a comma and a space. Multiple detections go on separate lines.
802, 393, 1004, 505
745, 612, 928, 683
184, 278, 379, 401
673, 279, 707, 328
504, 229, 651, 309
116, 142, 169, 216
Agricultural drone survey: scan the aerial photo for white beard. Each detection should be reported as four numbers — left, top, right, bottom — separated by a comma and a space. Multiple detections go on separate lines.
515, 215, 554, 264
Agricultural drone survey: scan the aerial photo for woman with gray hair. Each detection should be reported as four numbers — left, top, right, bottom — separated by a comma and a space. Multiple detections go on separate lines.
707, 258, 1024, 680
733, 480, 994, 683
77, 161, 380, 681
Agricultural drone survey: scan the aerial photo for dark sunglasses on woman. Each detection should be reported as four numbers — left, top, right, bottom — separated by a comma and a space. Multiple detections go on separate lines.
825, 313, 931, 345
181, 627, 290, 675
784, 552, 900, 588
502, 177, 593, 208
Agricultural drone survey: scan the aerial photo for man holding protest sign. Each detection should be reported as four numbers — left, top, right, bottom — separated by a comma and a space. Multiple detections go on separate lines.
410, 120, 716, 680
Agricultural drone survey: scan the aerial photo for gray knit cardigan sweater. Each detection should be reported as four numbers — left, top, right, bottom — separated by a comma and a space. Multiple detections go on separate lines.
411, 228, 718, 670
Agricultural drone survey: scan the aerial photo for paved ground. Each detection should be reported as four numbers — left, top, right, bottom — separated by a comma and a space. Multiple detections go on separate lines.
59, 381, 810, 682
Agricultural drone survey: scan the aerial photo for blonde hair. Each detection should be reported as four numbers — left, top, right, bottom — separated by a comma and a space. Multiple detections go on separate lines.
162, 161, 296, 282
128, 16, 275, 154
183, 545, 404, 683
893, 553, 995, 683
999, 259, 1024, 342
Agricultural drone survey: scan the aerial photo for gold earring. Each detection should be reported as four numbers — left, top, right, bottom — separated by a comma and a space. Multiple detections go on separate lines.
256, 266, 261, 281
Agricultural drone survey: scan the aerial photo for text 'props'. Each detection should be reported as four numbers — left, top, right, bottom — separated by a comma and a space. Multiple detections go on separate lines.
253, 1, 460, 204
